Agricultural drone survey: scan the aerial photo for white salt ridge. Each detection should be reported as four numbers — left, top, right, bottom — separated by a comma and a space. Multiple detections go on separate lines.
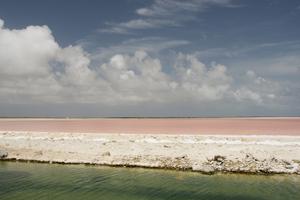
138, 138, 300, 146
1, 134, 300, 146
1, 131, 300, 174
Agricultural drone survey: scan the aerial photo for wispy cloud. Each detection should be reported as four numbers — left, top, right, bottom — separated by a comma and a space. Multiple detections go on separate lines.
91, 37, 190, 61
100, 19, 179, 34
195, 40, 300, 59
136, 0, 234, 17
100, 0, 237, 34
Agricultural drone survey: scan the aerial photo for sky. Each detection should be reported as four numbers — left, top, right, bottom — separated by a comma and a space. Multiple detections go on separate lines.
0, 0, 300, 117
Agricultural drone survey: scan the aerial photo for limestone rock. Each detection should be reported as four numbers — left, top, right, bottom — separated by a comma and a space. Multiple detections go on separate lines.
192, 163, 215, 174
0, 150, 8, 159
102, 151, 111, 157
212, 155, 226, 163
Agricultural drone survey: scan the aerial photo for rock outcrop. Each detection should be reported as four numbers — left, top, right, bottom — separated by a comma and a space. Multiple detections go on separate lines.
190, 154, 300, 174
1, 131, 300, 175
0, 150, 8, 159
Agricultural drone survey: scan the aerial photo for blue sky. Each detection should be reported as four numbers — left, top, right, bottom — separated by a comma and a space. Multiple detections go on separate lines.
0, 0, 300, 117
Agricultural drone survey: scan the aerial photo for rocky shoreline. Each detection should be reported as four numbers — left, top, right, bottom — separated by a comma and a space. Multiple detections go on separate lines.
1, 131, 300, 175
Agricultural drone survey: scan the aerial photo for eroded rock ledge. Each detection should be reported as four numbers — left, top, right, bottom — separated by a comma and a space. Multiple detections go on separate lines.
1, 131, 300, 175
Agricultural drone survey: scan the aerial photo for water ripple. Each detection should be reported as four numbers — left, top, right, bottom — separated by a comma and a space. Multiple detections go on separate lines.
0, 162, 300, 200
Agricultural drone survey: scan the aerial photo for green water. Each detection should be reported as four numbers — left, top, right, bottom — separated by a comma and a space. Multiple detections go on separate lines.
0, 161, 300, 200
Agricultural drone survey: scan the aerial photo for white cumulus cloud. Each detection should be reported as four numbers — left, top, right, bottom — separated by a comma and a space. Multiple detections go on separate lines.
0, 18, 286, 115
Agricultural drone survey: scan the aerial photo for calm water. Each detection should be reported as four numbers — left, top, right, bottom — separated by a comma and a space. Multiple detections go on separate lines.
0, 161, 300, 200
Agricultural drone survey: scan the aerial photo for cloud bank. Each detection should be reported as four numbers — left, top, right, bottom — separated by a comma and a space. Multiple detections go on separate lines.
0, 18, 292, 116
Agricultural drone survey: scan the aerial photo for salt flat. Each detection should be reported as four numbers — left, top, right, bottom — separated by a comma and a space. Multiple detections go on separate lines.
0, 117, 299, 135
0, 118, 300, 174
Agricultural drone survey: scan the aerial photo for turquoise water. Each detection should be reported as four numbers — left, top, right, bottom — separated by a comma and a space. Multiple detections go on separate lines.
0, 161, 300, 200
